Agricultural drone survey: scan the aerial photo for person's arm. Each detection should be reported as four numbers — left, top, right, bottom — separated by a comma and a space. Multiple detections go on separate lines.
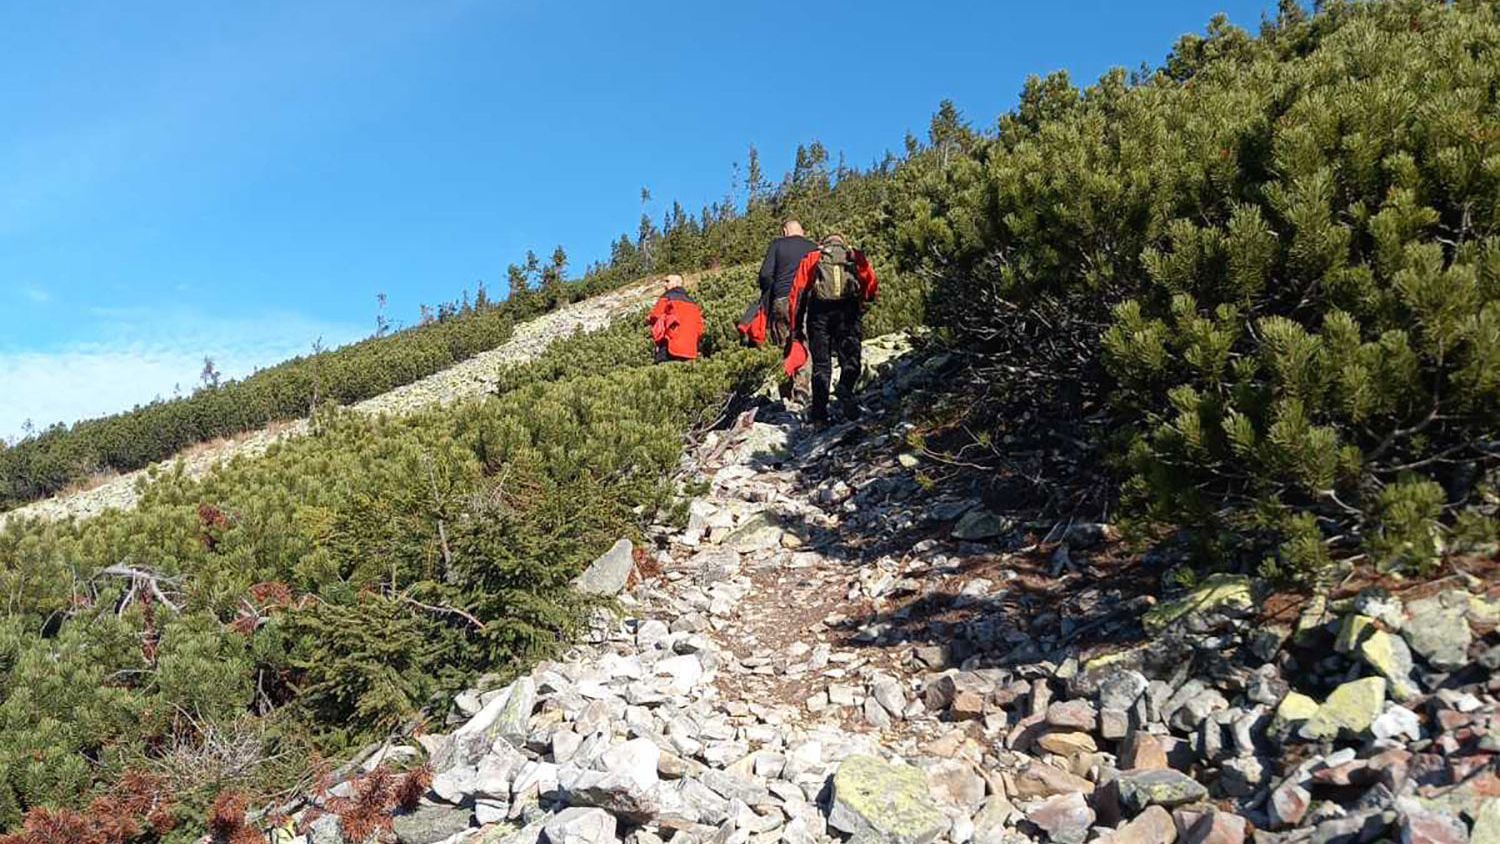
758, 242, 778, 295
850, 249, 878, 302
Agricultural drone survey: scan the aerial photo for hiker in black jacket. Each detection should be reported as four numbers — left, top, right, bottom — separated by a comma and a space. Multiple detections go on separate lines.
757, 220, 817, 347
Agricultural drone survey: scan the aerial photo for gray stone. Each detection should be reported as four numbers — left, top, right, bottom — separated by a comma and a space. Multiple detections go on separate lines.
1115, 769, 1210, 814
574, 538, 635, 596
1268, 782, 1311, 829
925, 759, 986, 813
1219, 756, 1269, 798
828, 755, 946, 844
1170, 688, 1228, 732
432, 763, 479, 804
952, 508, 1012, 541
543, 807, 617, 844
489, 677, 537, 745
1098, 670, 1150, 713
1026, 792, 1094, 844
562, 769, 660, 824
699, 768, 769, 806
392, 805, 474, 844
1403, 592, 1472, 670
871, 676, 907, 717
1371, 703, 1422, 742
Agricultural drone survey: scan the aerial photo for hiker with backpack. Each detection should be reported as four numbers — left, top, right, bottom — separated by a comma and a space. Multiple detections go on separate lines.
785, 234, 878, 423
647, 275, 704, 363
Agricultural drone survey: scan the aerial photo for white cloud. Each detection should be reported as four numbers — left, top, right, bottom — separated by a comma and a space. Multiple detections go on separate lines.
20, 285, 50, 303
0, 308, 363, 439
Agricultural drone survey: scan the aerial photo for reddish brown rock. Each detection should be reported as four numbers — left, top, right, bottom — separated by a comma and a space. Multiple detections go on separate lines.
1010, 760, 1095, 799
1046, 699, 1098, 732
951, 689, 986, 721
1174, 808, 1247, 844
1007, 712, 1048, 753
1120, 732, 1169, 771
1111, 805, 1177, 844
1399, 806, 1468, 844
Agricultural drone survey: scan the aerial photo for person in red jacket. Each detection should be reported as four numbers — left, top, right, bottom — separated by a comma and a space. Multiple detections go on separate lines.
647, 275, 704, 363
785, 235, 878, 422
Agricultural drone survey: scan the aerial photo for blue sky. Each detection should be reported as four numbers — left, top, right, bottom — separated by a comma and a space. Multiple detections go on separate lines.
0, 0, 1276, 437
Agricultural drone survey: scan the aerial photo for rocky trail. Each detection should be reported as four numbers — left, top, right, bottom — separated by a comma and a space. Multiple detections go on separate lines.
259, 334, 1500, 844
1, 281, 661, 528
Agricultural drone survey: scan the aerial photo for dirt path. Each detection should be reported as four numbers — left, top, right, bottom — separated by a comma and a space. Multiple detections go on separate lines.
1, 281, 661, 528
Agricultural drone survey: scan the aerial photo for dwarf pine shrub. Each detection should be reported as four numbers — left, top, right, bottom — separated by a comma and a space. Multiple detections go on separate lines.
891, 0, 1500, 579
0, 269, 780, 833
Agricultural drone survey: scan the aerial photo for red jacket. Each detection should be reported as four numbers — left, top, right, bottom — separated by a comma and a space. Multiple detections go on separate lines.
736, 295, 768, 346
783, 249, 877, 375
648, 289, 703, 360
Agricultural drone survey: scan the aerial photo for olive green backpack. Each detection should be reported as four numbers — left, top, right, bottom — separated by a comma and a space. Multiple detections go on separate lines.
810, 236, 857, 301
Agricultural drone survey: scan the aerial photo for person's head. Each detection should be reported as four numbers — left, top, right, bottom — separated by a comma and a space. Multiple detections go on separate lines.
663, 273, 684, 291
782, 220, 805, 238
821, 233, 848, 249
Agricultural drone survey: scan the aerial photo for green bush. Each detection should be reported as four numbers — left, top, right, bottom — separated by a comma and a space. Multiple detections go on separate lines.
0, 269, 777, 832
891, 0, 1500, 579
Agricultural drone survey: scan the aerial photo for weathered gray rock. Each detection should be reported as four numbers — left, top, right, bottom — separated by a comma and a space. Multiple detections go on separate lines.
1170, 688, 1228, 732
952, 508, 1011, 541
1268, 781, 1311, 829
543, 807, 617, 844
392, 804, 474, 844
1115, 769, 1209, 814
1402, 592, 1472, 670
828, 755, 946, 844
574, 538, 634, 596
1371, 702, 1422, 742
925, 759, 985, 813
489, 677, 537, 745
1219, 756, 1269, 798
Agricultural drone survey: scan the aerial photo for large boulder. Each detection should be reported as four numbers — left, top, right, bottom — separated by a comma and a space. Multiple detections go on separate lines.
573, 539, 634, 596
828, 755, 946, 844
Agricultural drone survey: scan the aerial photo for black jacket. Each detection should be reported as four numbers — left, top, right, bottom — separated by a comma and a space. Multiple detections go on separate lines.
757, 235, 817, 299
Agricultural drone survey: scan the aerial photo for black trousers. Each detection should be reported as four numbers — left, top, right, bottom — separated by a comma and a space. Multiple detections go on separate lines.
804, 297, 862, 420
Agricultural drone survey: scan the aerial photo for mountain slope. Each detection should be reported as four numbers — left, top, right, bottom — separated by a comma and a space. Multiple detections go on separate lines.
0, 280, 660, 529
